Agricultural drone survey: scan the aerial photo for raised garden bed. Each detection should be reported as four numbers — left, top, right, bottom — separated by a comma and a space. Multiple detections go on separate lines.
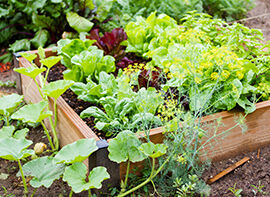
14, 48, 270, 187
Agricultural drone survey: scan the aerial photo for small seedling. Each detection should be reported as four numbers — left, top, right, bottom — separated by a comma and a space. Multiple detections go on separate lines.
228, 183, 242, 197
251, 181, 267, 195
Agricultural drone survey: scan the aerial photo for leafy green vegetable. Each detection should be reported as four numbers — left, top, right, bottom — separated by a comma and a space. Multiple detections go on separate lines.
63, 164, 110, 193
42, 80, 74, 99
0, 94, 23, 116
0, 126, 29, 139
0, 138, 34, 161
57, 40, 116, 82
31, 29, 49, 48
139, 142, 167, 158
20, 156, 65, 188
11, 101, 52, 123
66, 12, 94, 33
54, 138, 98, 164
108, 130, 146, 163
14, 67, 46, 80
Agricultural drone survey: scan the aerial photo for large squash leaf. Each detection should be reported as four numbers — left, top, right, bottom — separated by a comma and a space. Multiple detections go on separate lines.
20, 156, 65, 188
0, 138, 33, 160
63, 163, 109, 193
54, 138, 98, 164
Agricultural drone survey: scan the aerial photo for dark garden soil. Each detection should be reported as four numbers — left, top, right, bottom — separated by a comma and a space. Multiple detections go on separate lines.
244, 0, 270, 41
0, 125, 88, 197
202, 145, 270, 197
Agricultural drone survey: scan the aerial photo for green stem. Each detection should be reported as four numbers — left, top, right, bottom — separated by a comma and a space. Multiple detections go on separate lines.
69, 190, 73, 197
48, 116, 59, 150
40, 121, 55, 150
88, 189, 92, 197
34, 79, 44, 99
54, 98, 57, 128
44, 68, 50, 83
122, 160, 130, 192
18, 159, 28, 196
118, 158, 156, 197
5, 115, 10, 126
31, 188, 37, 197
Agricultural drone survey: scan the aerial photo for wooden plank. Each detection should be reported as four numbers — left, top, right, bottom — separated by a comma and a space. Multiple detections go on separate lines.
18, 57, 99, 147
207, 157, 250, 184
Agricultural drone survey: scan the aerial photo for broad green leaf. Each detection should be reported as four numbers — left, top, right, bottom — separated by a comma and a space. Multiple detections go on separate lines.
63, 163, 109, 193
95, 0, 115, 22
31, 29, 49, 48
0, 126, 28, 139
63, 67, 84, 82
40, 56, 63, 69
0, 94, 23, 115
108, 130, 146, 163
139, 142, 167, 158
0, 138, 33, 160
66, 12, 94, 33
80, 106, 109, 121
54, 138, 98, 164
38, 46, 46, 60
9, 39, 31, 52
20, 52, 37, 63
32, 13, 53, 29
85, 0, 95, 10
42, 80, 74, 99
135, 87, 163, 114
13, 128, 29, 139
14, 66, 46, 79
11, 101, 52, 123
20, 156, 65, 188
0, 126, 15, 138
0, 8, 9, 18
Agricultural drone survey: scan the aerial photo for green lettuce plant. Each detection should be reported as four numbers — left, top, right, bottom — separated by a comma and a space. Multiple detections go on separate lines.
57, 39, 116, 82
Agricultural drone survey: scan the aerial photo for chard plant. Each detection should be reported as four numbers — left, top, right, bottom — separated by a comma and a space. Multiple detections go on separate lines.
14, 48, 74, 151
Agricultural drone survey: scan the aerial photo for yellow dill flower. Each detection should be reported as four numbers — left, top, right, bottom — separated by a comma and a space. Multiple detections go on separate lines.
221, 70, 230, 79
195, 77, 201, 84
211, 72, 219, 80
236, 71, 244, 80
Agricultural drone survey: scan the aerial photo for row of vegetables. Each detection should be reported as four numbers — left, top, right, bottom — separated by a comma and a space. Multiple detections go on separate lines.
2, 5, 270, 197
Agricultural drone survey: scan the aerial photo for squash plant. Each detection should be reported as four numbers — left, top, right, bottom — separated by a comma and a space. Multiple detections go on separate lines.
14, 47, 74, 151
